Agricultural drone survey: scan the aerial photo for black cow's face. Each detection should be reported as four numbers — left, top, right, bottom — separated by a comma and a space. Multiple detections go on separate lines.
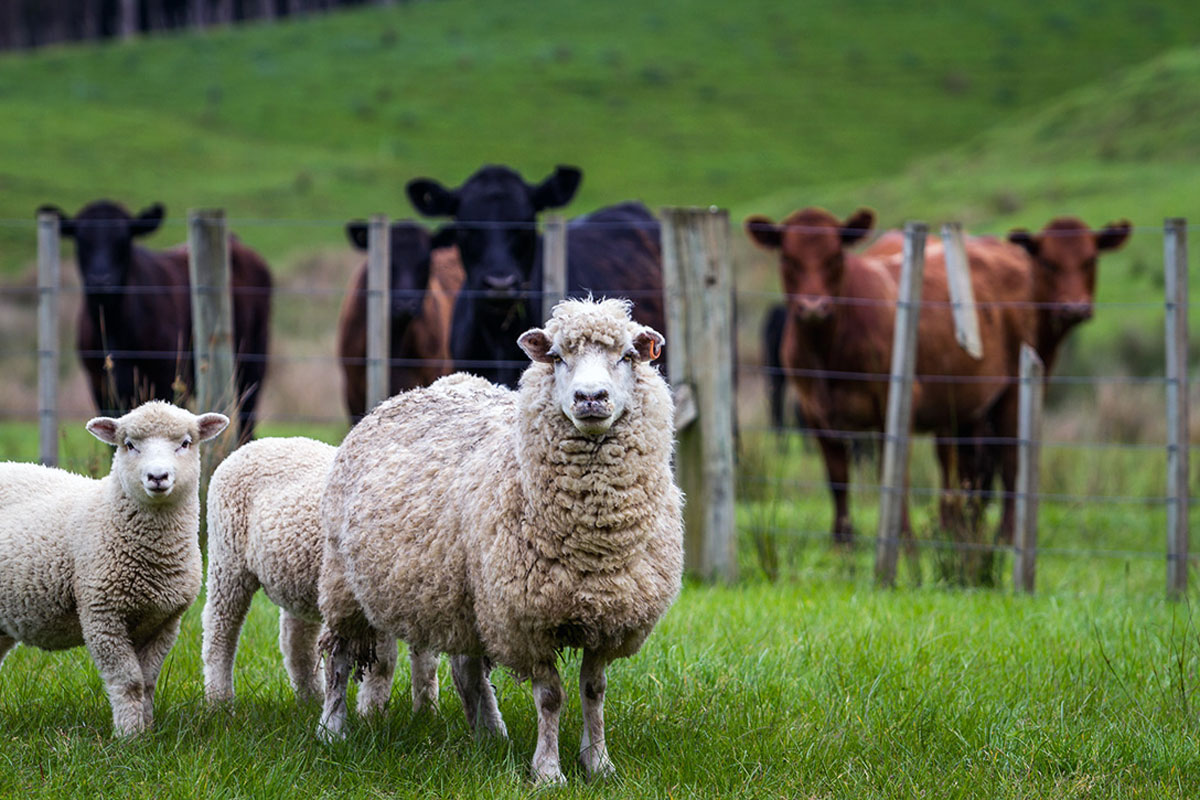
406, 165, 581, 306
38, 200, 165, 294
346, 220, 433, 324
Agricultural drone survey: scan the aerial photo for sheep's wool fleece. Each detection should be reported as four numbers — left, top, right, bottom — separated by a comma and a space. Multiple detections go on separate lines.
206, 437, 336, 621
0, 402, 203, 651
323, 300, 684, 679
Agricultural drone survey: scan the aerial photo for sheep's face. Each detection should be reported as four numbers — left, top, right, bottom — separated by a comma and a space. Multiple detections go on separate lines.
86, 401, 229, 505
518, 302, 664, 437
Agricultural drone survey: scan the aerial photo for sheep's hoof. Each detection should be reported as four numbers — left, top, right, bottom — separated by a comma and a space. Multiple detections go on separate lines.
315, 721, 346, 744
531, 767, 567, 788
582, 756, 616, 783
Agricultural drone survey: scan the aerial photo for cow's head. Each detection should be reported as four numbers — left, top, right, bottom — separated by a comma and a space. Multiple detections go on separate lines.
346, 220, 440, 324
38, 200, 165, 294
518, 298, 664, 437
1008, 217, 1131, 330
745, 207, 874, 324
406, 165, 581, 308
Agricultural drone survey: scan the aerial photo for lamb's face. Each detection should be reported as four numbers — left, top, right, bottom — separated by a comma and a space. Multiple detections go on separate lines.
518, 302, 665, 437
86, 401, 229, 505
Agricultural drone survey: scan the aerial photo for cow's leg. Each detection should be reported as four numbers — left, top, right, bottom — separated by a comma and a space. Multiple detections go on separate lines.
450, 655, 507, 739
356, 634, 396, 716
578, 649, 615, 781
408, 647, 439, 715
993, 388, 1022, 546
531, 665, 566, 785
816, 434, 853, 544
279, 611, 322, 702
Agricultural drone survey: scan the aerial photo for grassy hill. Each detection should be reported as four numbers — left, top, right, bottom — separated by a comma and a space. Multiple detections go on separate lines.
0, 0, 1198, 273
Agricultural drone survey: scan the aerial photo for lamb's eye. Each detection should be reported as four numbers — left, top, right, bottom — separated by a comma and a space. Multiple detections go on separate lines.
179, 438, 192, 450
622, 351, 637, 363
123, 439, 137, 452
550, 353, 563, 364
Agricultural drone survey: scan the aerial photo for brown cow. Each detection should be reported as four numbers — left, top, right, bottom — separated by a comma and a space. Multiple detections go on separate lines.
336, 221, 465, 423
865, 217, 1132, 543
746, 207, 1033, 545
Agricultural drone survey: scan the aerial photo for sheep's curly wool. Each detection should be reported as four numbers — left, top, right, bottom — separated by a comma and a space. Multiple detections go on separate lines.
320, 298, 684, 682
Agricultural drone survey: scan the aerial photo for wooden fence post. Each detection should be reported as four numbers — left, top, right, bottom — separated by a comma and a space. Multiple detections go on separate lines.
875, 221, 927, 588
941, 222, 982, 360
188, 209, 238, 486
365, 213, 391, 413
660, 207, 736, 582
1164, 217, 1189, 600
1013, 344, 1045, 593
37, 211, 61, 467
542, 214, 567, 319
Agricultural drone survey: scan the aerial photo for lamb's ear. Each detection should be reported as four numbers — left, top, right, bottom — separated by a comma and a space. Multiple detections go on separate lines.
744, 215, 781, 250
195, 413, 230, 442
345, 220, 369, 251
633, 328, 665, 362
1008, 228, 1039, 257
86, 417, 120, 445
517, 329, 555, 363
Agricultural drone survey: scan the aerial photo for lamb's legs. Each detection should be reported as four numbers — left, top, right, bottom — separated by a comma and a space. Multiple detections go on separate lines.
578, 649, 615, 781
279, 611, 322, 702
407, 647, 439, 714
356, 634, 397, 716
135, 612, 184, 725
201, 566, 259, 703
450, 654, 507, 738
0, 635, 15, 668
531, 666, 566, 785
82, 614, 149, 736
317, 635, 354, 742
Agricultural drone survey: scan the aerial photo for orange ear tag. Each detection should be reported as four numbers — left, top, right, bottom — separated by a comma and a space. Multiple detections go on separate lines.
649, 340, 662, 360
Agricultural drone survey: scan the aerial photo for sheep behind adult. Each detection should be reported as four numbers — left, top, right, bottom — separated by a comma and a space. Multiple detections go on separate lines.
406, 164, 666, 387
317, 297, 683, 784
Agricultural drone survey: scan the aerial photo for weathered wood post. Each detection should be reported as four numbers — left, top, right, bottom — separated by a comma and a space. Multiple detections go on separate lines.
875, 221, 927, 588
1013, 344, 1045, 594
1164, 217, 1189, 600
660, 207, 736, 582
188, 209, 238, 483
37, 211, 61, 467
365, 213, 391, 413
941, 222, 982, 359
542, 214, 567, 319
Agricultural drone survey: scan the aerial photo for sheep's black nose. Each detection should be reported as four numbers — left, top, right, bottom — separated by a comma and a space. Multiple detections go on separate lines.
147, 471, 169, 484
575, 389, 609, 404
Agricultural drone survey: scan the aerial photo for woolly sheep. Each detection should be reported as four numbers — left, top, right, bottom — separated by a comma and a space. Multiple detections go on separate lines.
317, 297, 684, 784
0, 401, 228, 736
202, 437, 433, 713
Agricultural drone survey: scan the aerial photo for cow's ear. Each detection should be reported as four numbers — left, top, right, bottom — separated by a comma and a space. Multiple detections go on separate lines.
517, 329, 555, 363
1096, 219, 1132, 252
407, 178, 459, 217
132, 203, 165, 237
1008, 228, 1039, 257
531, 165, 582, 212
841, 208, 875, 246
429, 224, 458, 250
345, 220, 369, 251
744, 215, 781, 250
37, 204, 74, 237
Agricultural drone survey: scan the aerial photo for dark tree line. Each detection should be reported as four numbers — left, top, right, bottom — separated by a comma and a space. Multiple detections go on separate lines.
0, 0, 402, 50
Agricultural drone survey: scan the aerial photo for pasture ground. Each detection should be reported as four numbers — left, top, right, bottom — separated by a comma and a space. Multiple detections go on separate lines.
1, 426, 1198, 798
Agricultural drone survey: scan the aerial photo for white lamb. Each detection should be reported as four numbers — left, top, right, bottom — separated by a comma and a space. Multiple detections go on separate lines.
0, 401, 228, 736
317, 297, 684, 784
202, 437, 430, 713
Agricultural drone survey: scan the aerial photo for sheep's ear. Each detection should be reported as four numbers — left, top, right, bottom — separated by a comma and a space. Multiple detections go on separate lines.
86, 417, 120, 445
196, 413, 230, 442
633, 328, 665, 362
518, 329, 554, 363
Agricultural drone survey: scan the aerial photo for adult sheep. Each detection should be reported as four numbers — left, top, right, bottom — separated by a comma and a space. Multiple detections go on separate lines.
317, 297, 683, 784
202, 437, 429, 714
0, 401, 228, 736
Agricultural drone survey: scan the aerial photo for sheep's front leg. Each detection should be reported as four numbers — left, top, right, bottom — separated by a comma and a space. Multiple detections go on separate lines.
407, 646, 439, 715
450, 654, 507, 738
135, 612, 184, 725
82, 615, 148, 736
531, 666, 566, 785
579, 649, 615, 781
356, 634, 397, 715
317, 635, 354, 742
279, 612, 322, 702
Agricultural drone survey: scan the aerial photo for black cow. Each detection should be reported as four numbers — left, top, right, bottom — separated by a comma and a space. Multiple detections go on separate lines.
406, 164, 665, 388
38, 200, 272, 442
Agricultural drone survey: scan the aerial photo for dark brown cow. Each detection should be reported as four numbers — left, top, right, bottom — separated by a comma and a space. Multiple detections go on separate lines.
745, 207, 1033, 545
39, 200, 272, 443
865, 217, 1132, 542
336, 221, 465, 423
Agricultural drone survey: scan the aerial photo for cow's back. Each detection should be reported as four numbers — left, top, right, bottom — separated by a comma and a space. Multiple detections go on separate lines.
566, 202, 664, 336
